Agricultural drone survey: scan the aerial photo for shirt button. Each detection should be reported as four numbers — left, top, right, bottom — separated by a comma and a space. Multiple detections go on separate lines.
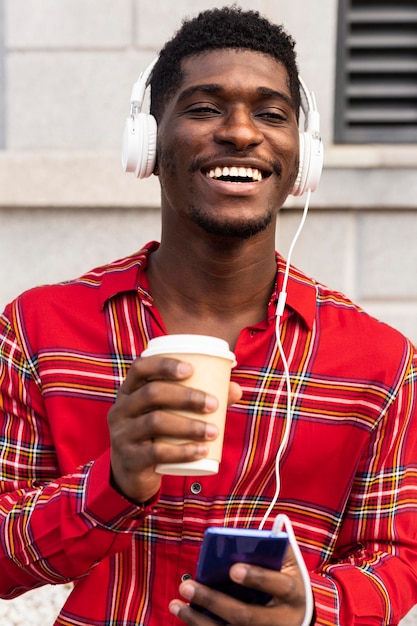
190, 482, 202, 495
181, 573, 192, 582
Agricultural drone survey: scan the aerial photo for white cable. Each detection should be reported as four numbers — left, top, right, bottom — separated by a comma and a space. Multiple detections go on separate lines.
258, 188, 312, 529
258, 189, 314, 624
258, 325, 292, 530
272, 514, 314, 626
280, 188, 312, 306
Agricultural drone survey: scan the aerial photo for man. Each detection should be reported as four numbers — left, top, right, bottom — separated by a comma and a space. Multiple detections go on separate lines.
0, 6, 417, 625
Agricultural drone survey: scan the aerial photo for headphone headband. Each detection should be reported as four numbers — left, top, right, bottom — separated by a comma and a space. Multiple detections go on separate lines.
122, 57, 324, 195
129, 57, 158, 112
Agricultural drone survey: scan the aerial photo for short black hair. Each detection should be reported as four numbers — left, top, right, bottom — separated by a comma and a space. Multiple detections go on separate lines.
150, 5, 300, 122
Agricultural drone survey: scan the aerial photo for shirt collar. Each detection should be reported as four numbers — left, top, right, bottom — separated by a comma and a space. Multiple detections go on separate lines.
275, 254, 317, 330
98, 242, 158, 310
98, 242, 317, 330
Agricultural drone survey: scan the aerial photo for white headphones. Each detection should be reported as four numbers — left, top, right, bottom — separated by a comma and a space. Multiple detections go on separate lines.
122, 57, 323, 196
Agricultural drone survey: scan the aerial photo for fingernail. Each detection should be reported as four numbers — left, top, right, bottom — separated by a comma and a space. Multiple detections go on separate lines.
205, 423, 219, 439
180, 581, 195, 600
177, 362, 192, 376
205, 395, 218, 411
196, 444, 209, 457
230, 563, 248, 582
169, 601, 180, 616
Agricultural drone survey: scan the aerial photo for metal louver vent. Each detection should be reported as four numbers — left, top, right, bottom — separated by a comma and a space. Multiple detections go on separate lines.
334, 0, 417, 143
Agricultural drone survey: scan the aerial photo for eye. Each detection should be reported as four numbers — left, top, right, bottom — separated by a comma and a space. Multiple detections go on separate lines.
256, 109, 287, 123
186, 103, 221, 117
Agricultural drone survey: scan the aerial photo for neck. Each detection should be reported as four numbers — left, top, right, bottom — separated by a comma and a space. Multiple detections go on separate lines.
146, 233, 278, 347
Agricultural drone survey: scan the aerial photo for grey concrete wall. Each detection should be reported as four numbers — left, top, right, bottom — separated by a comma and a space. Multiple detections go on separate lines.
0, 0, 5, 149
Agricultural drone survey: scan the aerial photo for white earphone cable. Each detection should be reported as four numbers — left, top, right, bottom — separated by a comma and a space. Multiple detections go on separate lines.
272, 514, 314, 626
258, 188, 311, 528
258, 189, 314, 626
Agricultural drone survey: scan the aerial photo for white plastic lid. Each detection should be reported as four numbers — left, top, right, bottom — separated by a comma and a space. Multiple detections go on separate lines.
141, 334, 235, 364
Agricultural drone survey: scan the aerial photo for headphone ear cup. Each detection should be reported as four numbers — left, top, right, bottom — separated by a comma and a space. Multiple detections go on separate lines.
122, 113, 157, 179
291, 132, 306, 197
291, 131, 323, 196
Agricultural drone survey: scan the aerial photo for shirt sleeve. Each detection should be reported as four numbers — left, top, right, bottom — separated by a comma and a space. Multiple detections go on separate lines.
0, 309, 156, 599
310, 348, 417, 624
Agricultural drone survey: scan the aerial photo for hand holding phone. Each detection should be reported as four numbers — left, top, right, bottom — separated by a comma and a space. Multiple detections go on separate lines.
191, 526, 289, 622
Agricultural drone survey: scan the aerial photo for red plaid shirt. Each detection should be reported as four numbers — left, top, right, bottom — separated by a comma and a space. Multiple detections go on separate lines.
1, 241, 417, 625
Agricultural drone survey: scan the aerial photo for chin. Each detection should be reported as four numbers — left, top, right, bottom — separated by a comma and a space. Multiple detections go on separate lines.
191, 211, 274, 240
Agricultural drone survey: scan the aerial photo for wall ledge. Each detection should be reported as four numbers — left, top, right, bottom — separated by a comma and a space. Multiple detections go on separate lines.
325, 145, 417, 169
1, 149, 416, 210
0, 150, 161, 209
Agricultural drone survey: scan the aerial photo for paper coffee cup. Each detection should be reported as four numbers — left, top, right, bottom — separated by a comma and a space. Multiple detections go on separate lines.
140, 334, 236, 476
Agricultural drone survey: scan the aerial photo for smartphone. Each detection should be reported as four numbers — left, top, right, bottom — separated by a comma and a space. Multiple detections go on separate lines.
191, 526, 289, 623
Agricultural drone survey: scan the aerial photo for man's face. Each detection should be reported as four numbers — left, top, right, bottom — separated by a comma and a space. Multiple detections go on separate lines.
156, 49, 300, 239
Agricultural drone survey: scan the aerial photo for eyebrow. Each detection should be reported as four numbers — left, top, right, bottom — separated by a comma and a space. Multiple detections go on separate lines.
257, 86, 294, 108
177, 83, 295, 109
177, 84, 224, 102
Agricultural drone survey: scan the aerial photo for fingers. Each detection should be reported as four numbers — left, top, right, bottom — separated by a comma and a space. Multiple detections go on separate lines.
170, 579, 273, 626
120, 357, 241, 413
168, 600, 219, 626
169, 548, 306, 626
229, 563, 302, 607
169, 581, 241, 625
111, 385, 218, 437
228, 381, 243, 406
229, 543, 305, 606
119, 355, 192, 394
115, 356, 220, 418
107, 409, 215, 504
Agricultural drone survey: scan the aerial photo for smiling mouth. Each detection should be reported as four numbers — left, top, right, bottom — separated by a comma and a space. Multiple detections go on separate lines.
204, 166, 268, 183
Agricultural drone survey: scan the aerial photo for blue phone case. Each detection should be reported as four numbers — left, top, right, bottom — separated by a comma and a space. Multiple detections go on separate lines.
192, 526, 289, 623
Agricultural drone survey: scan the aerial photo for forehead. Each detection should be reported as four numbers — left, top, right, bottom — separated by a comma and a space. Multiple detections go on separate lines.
178, 48, 293, 102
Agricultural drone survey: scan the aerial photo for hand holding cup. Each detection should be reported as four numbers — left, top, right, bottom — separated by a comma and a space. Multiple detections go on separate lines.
107, 335, 239, 503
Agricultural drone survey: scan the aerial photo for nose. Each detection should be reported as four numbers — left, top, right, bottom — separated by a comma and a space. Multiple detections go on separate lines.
213, 107, 263, 150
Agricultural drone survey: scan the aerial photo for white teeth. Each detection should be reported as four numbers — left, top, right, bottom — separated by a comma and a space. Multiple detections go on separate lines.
206, 166, 263, 182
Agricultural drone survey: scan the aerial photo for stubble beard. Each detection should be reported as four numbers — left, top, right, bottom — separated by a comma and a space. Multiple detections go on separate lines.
188, 203, 275, 239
